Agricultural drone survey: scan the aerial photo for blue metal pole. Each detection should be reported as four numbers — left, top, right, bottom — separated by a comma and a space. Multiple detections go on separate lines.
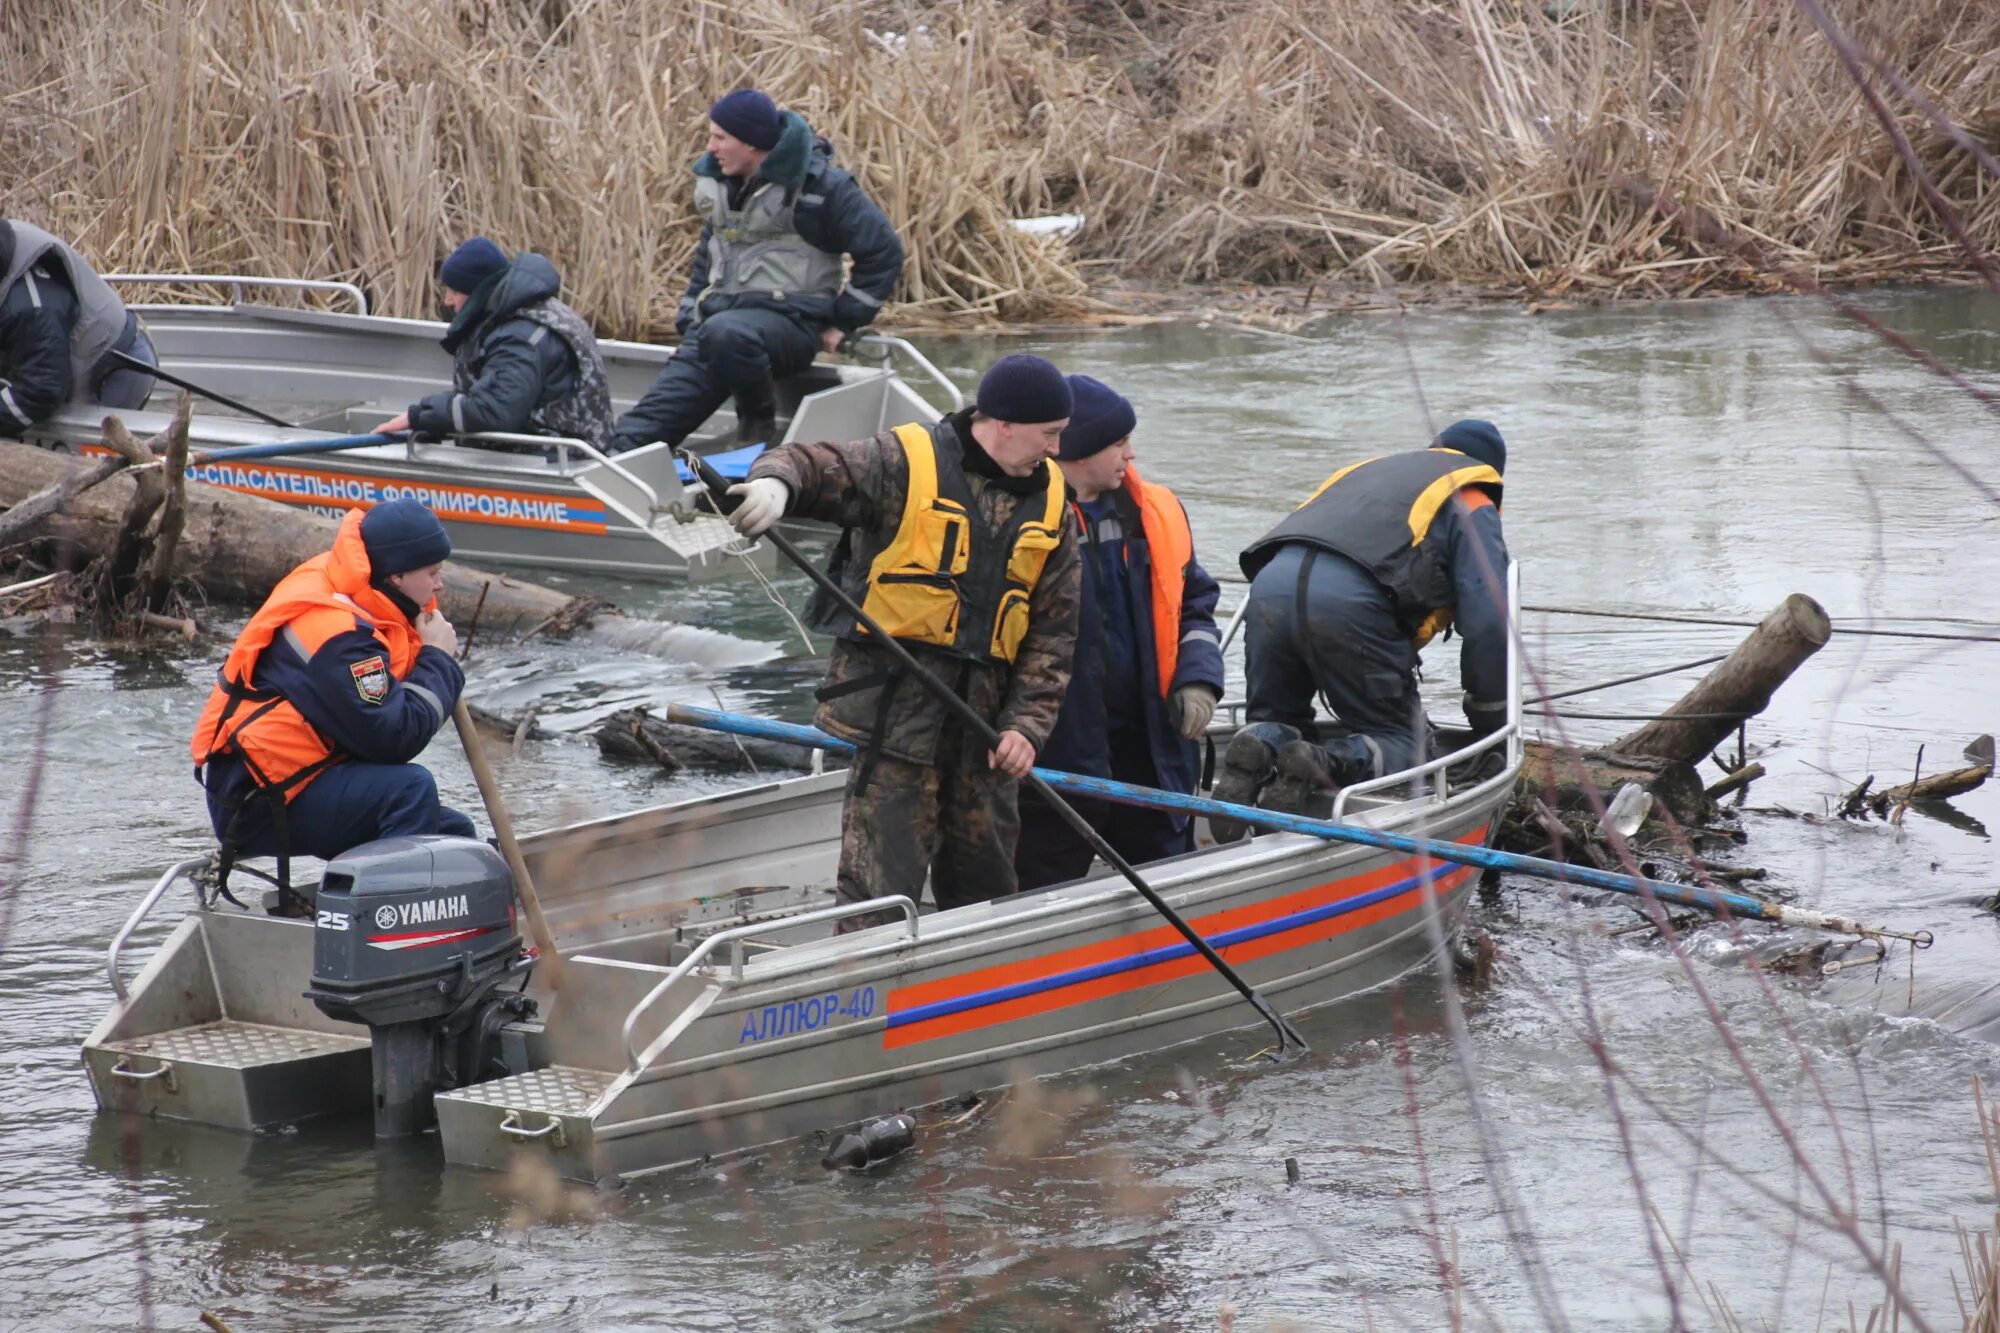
191, 432, 406, 464
662, 703, 1932, 946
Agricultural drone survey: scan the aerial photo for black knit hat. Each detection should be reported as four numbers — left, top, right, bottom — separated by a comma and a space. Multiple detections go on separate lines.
709, 89, 783, 151
1057, 375, 1137, 460
361, 499, 452, 577
1433, 419, 1506, 475
975, 354, 1072, 425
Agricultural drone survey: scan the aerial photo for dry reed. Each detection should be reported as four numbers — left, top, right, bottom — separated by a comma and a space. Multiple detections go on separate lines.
2, 0, 1995, 335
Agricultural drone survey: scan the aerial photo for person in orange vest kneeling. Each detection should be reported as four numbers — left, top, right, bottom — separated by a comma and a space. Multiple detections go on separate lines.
1014, 375, 1225, 891
191, 499, 474, 901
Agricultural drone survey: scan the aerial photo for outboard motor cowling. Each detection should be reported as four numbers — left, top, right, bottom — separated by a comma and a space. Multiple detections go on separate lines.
306, 836, 534, 1138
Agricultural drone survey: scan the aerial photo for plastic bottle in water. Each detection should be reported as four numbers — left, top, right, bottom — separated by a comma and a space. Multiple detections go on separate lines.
1598, 782, 1653, 839
821, 1113, 916, 1171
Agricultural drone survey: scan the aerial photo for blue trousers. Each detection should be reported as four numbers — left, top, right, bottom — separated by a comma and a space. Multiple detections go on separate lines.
1242, 544, 1429, 780
1015, 731, 1193, 891
208, 761, 476, 862
611, 307, 819, 451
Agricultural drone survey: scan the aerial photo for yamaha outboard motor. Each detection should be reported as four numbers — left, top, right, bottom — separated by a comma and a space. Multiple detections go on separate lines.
306, 836, 536, 1138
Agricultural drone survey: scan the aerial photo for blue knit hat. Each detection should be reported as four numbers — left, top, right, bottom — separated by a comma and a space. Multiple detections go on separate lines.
1433, 419, 1506, 475
975, 354, 1072, 425
439, 236, 509, 294
361, 499, 452, 577
709, 89, 783, 151
1057, 375, 1137, 460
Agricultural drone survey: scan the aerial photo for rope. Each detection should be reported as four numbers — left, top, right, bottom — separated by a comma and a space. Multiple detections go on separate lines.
1524, 604, 2000, 645
1531, 653, 1729, 704
728, 536, 817, 656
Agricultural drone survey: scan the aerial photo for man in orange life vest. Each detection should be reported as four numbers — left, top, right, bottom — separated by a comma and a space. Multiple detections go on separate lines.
1014, 375, 1224, 890
191, 499, 474, 873
1211, 419, 1511, 840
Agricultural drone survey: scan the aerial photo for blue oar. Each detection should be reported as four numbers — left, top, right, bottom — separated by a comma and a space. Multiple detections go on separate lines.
189, 432, 408, 465
662, 703, 1935, 948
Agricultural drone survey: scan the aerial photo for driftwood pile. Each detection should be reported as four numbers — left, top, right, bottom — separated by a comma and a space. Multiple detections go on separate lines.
594, 706, 840, 776
0, 414, 609, 644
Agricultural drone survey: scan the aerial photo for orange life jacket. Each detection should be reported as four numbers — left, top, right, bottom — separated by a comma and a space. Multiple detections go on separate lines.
1120, 467, 1195, 698
190, 509, 428, 802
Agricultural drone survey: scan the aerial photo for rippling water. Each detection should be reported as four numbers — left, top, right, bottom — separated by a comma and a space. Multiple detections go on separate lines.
3, 289, 1998, 1330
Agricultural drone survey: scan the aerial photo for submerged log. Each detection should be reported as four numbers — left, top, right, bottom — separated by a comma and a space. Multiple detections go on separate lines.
595, 706, 831, 775
1611, 593, 1832, 764
1867, 764, 1992, 815
1516, 738, 1716, 828
0, 441, 598, 630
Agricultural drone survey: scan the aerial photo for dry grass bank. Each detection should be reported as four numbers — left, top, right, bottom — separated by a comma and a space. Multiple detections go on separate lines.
2, 0, 1995, 335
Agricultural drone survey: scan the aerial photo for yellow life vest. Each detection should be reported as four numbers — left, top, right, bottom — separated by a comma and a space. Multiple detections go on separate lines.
855, 422, 1066, 663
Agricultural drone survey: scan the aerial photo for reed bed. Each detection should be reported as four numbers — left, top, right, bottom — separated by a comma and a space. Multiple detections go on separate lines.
2, 0, 1995, 335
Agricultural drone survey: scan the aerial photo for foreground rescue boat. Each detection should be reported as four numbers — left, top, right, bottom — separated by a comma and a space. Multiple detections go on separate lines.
24, 275, 957, 582
82, 574, 1522, 1182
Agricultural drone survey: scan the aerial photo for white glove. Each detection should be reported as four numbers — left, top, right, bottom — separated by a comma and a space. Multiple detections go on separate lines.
1171, 685, 1219, 740
723, 477, 788, 537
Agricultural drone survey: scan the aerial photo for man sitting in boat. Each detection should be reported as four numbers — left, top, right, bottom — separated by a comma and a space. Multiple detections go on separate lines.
1210, 420, 1511, 840
607, 88, 905, 454
0, 218, 158, 434
378, 237, 614, 450
191, 499, 475, 896
721, 354, 1080, 925
1015, 375, 1225, 890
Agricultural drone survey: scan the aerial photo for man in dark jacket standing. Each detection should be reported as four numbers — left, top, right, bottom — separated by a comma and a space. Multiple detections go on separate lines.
722, 354, 1079, 926
1015, 376, 1224, 890
1211, 419, 1512, 841
0, 218, 157, 435
380, 237, 614, 448
610, 88, 904, 453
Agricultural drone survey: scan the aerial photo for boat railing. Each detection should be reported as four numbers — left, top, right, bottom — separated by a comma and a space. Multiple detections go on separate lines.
849, 333, 965, 411
458, 430, 667, 515
106, 858, 210, 1003
1333, 561, 1523, 818
105, 274, 371, 316
617, 895, 919, 1074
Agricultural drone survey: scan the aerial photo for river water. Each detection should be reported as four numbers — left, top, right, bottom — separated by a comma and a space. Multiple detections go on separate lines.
3, 289, 1997, 1330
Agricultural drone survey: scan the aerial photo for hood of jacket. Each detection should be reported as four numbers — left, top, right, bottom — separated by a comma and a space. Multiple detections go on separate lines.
440, 252, 562, 353
693, 111, 826, 194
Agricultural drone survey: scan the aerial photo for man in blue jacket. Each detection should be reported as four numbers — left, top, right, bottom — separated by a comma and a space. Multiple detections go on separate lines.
1015, 376, 1225, 890
380, 237, 614, 449
1211, 420, 1511, 841
1, 219, 157, 434
609, 88, 905, 453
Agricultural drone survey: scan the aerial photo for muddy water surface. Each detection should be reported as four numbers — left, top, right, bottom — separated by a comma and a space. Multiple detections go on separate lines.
3, 289, 1998, 1330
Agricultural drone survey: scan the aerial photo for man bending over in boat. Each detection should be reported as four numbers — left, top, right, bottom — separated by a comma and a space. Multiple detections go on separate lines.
378, 237, 614, 451
1015, 374, 1225, 890
607, 88, 905, 454
0, 218, 158, 435
1210, 420, 1511, 841
191, 499, 475, 902
721, 354, 1081, 927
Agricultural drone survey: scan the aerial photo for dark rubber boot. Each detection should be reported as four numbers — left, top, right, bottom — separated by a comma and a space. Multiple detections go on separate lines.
734, 373, 779, 445
1209, 732, 1281, 843
1263, 740, 1340, 818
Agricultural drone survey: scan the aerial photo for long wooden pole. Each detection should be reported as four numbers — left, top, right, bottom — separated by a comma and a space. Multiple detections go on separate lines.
452, 698, 565, 988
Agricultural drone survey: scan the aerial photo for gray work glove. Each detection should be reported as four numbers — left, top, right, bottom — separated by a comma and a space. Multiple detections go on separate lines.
1171, 684, 1219, 740
723, 477, 789, 537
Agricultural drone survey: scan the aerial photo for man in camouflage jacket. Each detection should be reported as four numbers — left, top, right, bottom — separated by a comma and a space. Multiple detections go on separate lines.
725, 355, 1082, 924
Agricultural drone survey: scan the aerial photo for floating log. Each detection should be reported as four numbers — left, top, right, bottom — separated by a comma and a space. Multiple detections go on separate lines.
595, 706, 832, 775
1867, 764, 1992, 815
0, 441, 597, 630
1516, 738, 1717, 829
1611, 593, 1832, 765
1704, 761, 1766, 801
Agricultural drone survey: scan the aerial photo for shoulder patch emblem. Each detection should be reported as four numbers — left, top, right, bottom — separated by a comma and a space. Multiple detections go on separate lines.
350, 656, 391, 705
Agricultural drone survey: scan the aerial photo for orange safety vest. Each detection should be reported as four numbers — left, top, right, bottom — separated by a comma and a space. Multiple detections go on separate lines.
1069, 467, 1195, 699
191, 509, 428, 802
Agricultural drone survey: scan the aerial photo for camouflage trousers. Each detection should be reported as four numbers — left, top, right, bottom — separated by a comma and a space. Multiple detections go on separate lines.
835, 725, 1021, 931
